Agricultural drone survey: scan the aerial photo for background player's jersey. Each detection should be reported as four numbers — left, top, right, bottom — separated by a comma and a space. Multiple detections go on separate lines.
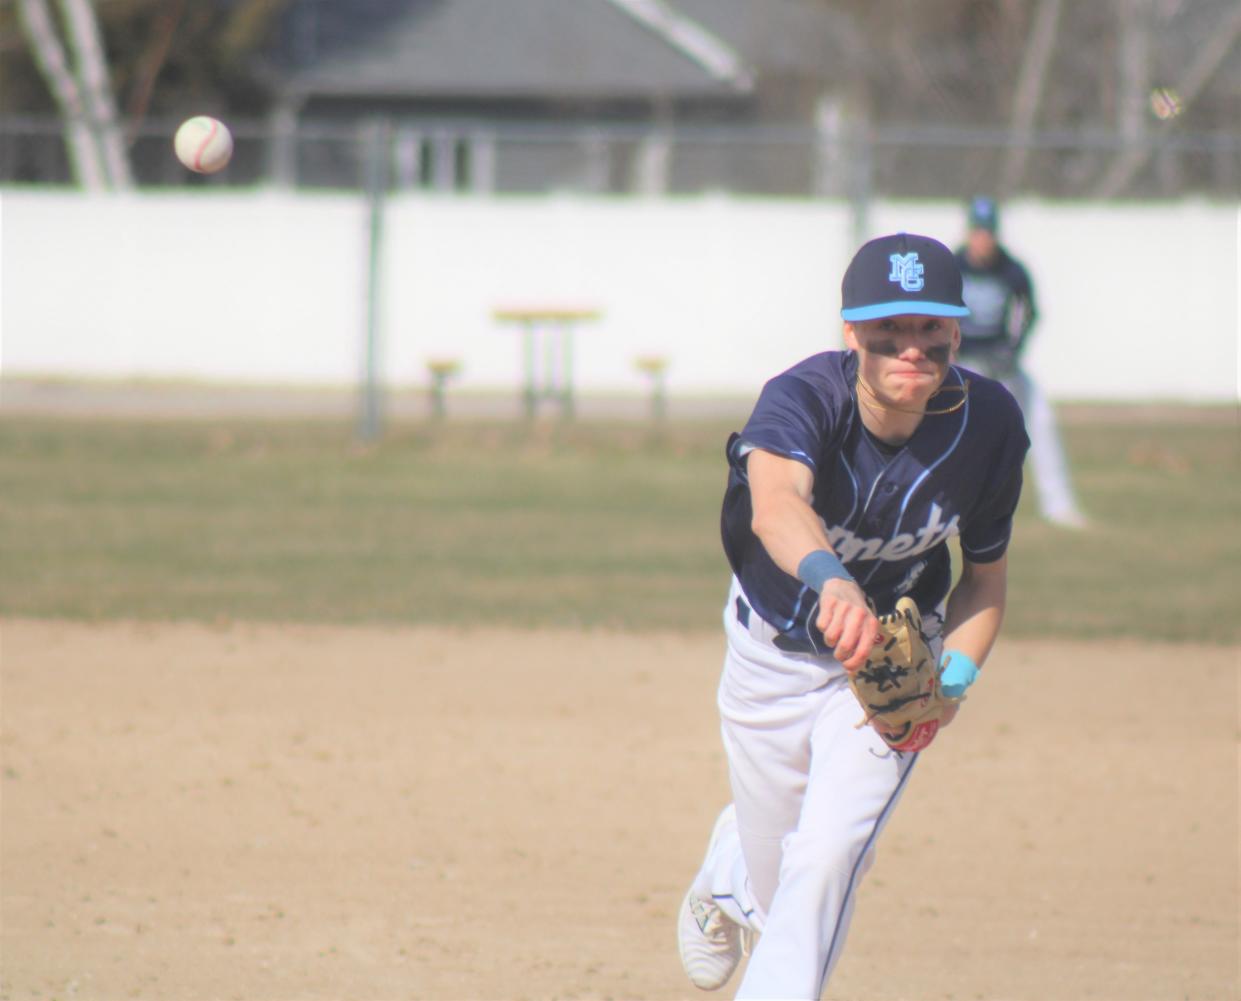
721, 351, 1029, 649
955, 247, 1037, 348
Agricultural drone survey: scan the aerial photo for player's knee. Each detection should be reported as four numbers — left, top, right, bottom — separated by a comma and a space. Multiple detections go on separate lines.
778, 826, 869, 888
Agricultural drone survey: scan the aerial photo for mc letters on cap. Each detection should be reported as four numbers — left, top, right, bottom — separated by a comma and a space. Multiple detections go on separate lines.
841, 233, 970, 322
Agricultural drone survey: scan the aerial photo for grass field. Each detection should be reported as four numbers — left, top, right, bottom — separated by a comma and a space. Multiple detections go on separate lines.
1, 408, 1237, 642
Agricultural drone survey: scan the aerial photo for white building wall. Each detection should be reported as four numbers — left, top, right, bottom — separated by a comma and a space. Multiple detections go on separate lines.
2, 189, 1236, 401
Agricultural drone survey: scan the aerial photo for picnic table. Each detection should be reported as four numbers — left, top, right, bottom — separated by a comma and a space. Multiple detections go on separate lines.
493, 305, 602, 418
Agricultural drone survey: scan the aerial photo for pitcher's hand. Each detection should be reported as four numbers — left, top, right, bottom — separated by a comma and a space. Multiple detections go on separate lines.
815, 579, 880, 672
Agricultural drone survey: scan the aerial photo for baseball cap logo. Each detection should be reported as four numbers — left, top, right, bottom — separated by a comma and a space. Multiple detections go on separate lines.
841, 234, 969, 322
888, 252, 925, 292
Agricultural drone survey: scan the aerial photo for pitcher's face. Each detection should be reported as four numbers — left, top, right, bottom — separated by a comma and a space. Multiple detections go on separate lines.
844, 315, 959, 408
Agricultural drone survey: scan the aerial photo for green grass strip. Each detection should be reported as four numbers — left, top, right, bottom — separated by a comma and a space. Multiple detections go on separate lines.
1, 411, 1236, 642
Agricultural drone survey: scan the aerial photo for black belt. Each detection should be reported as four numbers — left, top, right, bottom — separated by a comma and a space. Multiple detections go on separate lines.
735, 596, 822, 655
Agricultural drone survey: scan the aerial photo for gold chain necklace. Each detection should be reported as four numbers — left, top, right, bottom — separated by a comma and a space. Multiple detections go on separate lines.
855, 375, 970, 417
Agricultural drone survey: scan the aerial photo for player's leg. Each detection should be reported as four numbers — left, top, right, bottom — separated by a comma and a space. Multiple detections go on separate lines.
717, 661, 812, 914
732, 608, 945, 998
678, 581, 820, 989
732, 678, 918, 999
1013, 367, 1087, 527
678, 801, 758, 990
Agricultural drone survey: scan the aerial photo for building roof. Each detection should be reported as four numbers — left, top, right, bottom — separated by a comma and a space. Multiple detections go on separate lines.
272, 0, 752, 102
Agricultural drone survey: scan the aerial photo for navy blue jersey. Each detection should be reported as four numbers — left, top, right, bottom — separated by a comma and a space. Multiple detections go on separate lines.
721, 351, 1029, 646
954, 246, 1037, 349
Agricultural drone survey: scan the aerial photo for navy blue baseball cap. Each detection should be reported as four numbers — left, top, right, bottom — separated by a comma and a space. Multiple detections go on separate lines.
840, 232, 970, 322
967, 196, 999, 232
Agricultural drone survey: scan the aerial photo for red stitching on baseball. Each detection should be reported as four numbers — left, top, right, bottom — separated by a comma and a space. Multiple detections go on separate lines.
193, 119, 218, 171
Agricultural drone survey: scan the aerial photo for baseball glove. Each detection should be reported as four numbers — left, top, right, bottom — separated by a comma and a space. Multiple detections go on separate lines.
848, 597, 958, 752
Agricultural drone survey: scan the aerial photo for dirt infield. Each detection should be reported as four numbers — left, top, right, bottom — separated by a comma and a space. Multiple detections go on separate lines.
2, 621, 1236, 1001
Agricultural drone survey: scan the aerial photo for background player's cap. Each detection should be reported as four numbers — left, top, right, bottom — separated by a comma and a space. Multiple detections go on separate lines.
967, 195, 999, 232
840, 232, 970, 322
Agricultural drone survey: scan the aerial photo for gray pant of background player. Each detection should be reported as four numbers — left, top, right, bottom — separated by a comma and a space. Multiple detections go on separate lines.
958, 345, 1087, 528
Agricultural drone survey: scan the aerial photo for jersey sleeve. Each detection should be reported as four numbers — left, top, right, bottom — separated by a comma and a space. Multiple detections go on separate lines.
736, 371, 840, 474
958, 410, 1031, 563
958, 465, 1023, 563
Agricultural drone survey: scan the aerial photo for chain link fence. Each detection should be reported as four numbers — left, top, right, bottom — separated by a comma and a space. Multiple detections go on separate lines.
2, 113, 1238, 199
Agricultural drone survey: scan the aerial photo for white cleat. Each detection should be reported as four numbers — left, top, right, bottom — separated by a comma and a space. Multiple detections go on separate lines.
678, 890, 745, 990
1047, 509, 1089, 530
678, 807, 747, 991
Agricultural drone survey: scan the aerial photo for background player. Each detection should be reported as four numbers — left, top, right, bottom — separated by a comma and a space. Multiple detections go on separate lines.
677, 233, 1030, 998
956, 196, 1087, 528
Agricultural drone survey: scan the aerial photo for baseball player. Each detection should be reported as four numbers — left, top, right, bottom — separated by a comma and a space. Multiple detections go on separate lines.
956, 196, 1087, 528
677, 233, 1030, 999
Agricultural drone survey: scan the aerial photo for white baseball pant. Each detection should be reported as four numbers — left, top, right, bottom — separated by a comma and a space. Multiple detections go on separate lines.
691, 576, 942, 999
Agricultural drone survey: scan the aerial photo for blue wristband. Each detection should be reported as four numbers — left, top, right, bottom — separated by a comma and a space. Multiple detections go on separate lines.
796, 550, 855, 592
939, 650, 979, 698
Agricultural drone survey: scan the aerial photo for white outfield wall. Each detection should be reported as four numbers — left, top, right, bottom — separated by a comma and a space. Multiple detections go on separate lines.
1, 189, 1236, 402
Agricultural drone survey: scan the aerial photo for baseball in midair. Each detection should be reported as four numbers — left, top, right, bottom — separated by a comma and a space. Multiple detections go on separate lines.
174, 116, 234, 173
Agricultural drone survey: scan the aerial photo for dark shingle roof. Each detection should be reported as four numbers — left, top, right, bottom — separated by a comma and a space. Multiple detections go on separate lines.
276, 0, 745, 101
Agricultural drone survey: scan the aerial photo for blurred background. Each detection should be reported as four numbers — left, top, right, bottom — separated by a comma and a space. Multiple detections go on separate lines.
2, 0, 1238, 416
1, 0, 1237, 640
4, 0, 1239, 197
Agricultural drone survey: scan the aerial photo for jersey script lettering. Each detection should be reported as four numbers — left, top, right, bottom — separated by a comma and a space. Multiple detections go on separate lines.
824, 503, 959, 563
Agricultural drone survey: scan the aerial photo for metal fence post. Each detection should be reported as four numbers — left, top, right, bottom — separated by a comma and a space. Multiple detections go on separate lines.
358, 116, 390, 443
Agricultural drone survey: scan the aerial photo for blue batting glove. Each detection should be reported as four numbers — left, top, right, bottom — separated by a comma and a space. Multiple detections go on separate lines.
939, 650, 979, 699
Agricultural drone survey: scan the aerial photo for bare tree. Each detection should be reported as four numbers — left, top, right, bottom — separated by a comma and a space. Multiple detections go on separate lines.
17, 0, 130, 189
57, 0, 132, 187
998, 0, 1062, 197
11, 0, 292, 187
122, 0, 187, 144
16, 0, 109, 189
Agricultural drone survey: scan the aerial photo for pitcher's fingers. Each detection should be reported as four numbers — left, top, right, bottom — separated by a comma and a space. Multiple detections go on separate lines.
840, 609, 883, 671
817, 600, 847, 647
834, 607, 872, 671
856, 612, 881, 660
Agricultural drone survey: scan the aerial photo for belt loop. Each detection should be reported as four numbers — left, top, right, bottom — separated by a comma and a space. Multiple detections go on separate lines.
735, 596, 751, 628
